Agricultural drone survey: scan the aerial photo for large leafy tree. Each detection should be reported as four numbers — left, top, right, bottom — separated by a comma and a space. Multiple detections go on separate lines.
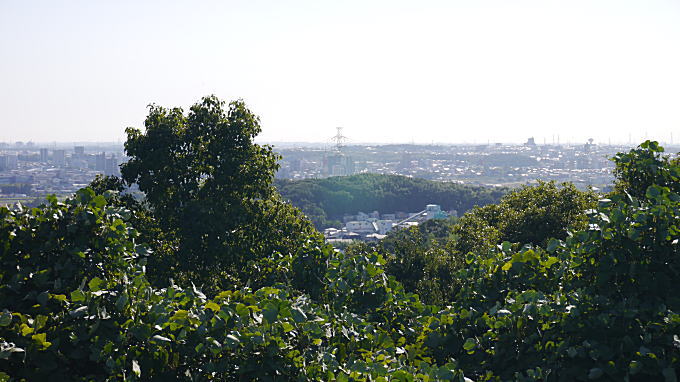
612, 140, 680, 198
453, 181, 597, 254
121, 96, 323, 290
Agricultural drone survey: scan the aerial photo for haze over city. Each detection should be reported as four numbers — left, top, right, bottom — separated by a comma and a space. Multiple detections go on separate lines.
2, 0, 679, 144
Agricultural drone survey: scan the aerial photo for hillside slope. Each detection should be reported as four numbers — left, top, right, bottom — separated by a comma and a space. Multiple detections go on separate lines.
275, 173, 506, 229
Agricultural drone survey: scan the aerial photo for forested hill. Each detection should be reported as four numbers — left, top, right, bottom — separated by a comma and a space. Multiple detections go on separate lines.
275, 173, 506, 228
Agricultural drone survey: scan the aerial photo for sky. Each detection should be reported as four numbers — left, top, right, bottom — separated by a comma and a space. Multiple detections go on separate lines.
1, 0, 679, 145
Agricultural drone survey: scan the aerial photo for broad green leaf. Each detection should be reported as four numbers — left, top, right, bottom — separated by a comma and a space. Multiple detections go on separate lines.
70, 290, 86, 302
546, 238, 560, 253
205, 302, 220, 312
291, 307, 307, 323
463, 338, 476, 351
91, 195, 107, 208
281, 322, 295, 333
20, 324, 34, 336
171, 310, 189, 320
542, 256, 559, 268
262, 302, 278, 323
31, 333, 51, 349
115, 293, 128, 311
88, 277, 104, 292
629, 360, 642, 375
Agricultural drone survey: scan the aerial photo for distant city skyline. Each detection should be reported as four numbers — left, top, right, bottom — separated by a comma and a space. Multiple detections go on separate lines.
1, 1, 679, 144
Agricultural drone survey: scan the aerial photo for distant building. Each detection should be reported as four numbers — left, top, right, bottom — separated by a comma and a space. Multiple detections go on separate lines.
105, 155, 119, 176
425, 204, 448, 220
323, 152, 354, 176
95, 152, 106, 171
74, 146, 85, 156
40, 148, 49, 162
525, 137, 536, 146
346, 220, 375, 233
52, 150, 66, 166
376, 220, 394, 234
6, 154, 18, 170
0, 155, 18, 171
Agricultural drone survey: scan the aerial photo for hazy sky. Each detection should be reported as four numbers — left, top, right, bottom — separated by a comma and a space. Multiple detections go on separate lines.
1, 0, 679, 144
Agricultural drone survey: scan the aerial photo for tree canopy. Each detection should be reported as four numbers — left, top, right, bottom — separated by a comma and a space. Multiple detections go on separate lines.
120, 96, 324, 291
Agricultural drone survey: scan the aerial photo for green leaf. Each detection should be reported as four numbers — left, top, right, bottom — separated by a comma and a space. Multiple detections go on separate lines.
20, 324, 34, 336
91, 195, 107, 208
281, 322, 295, 333
463, 338, 476, 351
629, 360, 642, 375
70, 290, 86, 302
31, 333, 52, 349
262, 302, 279, 323
542, 256, 559, 268
501, 261, 513, 271
646, 185, 661, 199
115, 293, 128, 311
291, 307, 307, 323
171, 310, 189, 321
0, 372, 9, 382
546, 238, 560, 253
88, 277, 104, 292
205, 302, 220, 312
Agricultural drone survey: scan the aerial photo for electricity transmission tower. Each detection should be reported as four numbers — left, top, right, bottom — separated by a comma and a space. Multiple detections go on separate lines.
330, 127, 348, 151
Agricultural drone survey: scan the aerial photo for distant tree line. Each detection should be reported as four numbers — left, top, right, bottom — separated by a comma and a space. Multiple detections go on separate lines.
275, 174, 506, 229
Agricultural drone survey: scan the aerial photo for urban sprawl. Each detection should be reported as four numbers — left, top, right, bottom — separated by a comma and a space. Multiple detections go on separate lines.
2, 138, 675, 243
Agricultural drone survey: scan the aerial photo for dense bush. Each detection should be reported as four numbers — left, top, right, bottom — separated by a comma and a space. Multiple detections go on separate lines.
376, 181, 595, 305
0, 190, 468, 381
453, 181, 597, 254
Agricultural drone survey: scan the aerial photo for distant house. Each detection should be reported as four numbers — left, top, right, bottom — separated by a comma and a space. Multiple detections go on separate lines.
346, 220, 375, 233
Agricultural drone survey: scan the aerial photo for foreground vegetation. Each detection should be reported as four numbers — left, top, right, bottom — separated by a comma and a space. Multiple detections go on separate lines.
1, 96, 679, 381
